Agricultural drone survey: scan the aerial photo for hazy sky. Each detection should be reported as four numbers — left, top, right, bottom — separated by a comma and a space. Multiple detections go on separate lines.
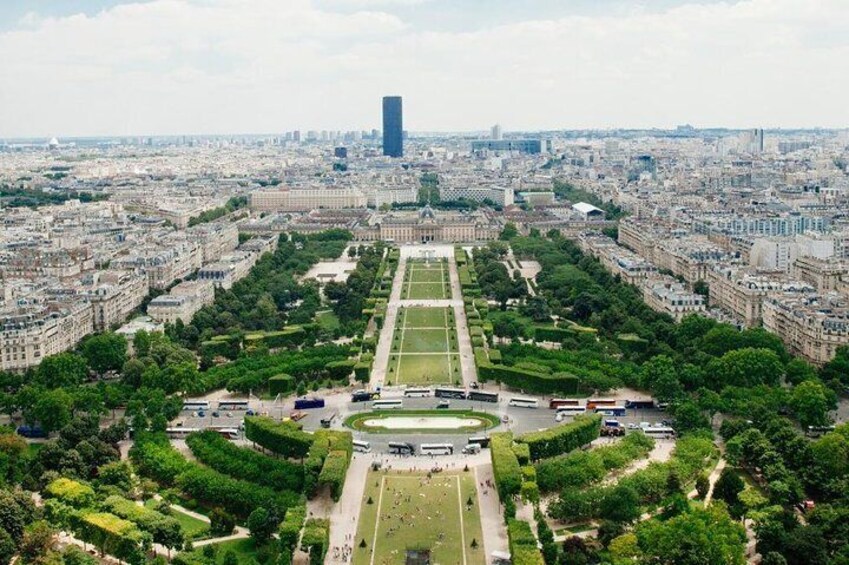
1, 0, 847, 138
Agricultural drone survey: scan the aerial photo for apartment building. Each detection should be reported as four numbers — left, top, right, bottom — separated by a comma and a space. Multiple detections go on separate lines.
763, 293, 849, 366
147, 280, 215, 325
791, 256, 848, 293
642, 279, 706, 321
707, 266, 814, 328
439, 185, 514, 206
197, 251, 257, 289
187, 222, 239, 263
0, 301, 94, 371
82, 270, 150, 330
250, 187, 367, 211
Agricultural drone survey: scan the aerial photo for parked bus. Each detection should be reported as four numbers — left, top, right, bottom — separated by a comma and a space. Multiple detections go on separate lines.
549, 398, 581, 409
806, 425, 836, 437
353, 440, 372, 453
352, 390, 379, 403
624, 399, 655, 410
373, 399, 404, 410
508, 397, 539, 409
388, 442, 415, 455
403, 387, 432, 398
586, 398, 617, 410
595, 406, 627, 416
294, 397, 325, 410
643, 426, 675, 439
16, 425, 47, 439
183, 400, 210, 411
165, 427, 202, 439
420, 443, 454, 456
555, 406, 587, 415
217, 400, 249, 411
468, 390, 499, 403
435, 387, 467, 400
468, 436, 490, 448
212, 428, 240, 440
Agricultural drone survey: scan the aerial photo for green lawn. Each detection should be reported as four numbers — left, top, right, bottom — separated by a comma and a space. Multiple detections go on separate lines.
402, 262, 450, 300
403, 282, 449, 300
407, 265, 447, 283
178, 538, 270, 564
344, 410, 500, 433
315, 309, 341, 331
390, 353, 460, 385
145, 499, 210, 540
399, 328, 455, 353
400, 306, 452, 328
353, 471, 485, 565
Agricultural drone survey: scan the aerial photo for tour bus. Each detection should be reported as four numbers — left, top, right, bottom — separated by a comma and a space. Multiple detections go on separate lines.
165, 427, 202, 439
353, 440, 372, 453
16, 425, 47, 439
586, 398, 618, 410
508, 397, 540, 409
403, 387, 432, 398
294, 397, 325, 410
624, 399, 655, 410
468, 436, 491, 448
643, 426, 675, 439
555, 406, 588, 416
213, 428, 240, 440
806, 425, 836, 437
420, 443, 454, 456
468, 390, 499, 403
182, 400, 210, 411
388, 442, 415, 455
595, 406, 627, 417
435, 387, 467, 400
351, 390, 378, 403
549, 398, 581, 410
373, 399, 404, 410
217, 400, 249, 411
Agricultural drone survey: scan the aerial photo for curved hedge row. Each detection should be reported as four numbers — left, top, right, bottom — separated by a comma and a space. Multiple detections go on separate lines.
477, 362, 579, 395
518, 414, 601, 461
491, 432, 522, 499
186, 430, 304, 492
507, 519, 545, 565
102, 495, 183, 549
244, 416, 314, 459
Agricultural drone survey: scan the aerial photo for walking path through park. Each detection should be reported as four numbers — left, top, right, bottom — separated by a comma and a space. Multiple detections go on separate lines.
324, 455, 372, 564
370, 255, 407, 389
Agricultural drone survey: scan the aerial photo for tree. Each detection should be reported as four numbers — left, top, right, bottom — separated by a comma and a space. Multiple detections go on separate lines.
708, 347, 784, 389
247, 507, 275, 545
499, 223, 518, 241
210, 508, 236, 536
36, 353, 88, 388
0, 528, 14, 565
672, 401, 710, 434
790, 380, 835, 429
635, 506, 746, 565
18, 520, 55, 563
640, 355, 683, 402
600, 484, 640, 524
695, 473, 710, 500
31, 389, 73, 433
522, 296, 551, 323
81, 332, 127, 374
713, 469, 745, 517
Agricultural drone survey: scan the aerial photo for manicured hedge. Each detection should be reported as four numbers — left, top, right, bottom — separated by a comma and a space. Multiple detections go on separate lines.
175, 465, 299, 519
44, 478, 95, 508
507, 519, 544, 565
318, 450, 349, 501
490, 432, 522, 499
513, 443, 531, 465
245, 416, 314, 459
129, 437, 190, 486
305, 430, 352, 497
301, 518, 330, 565
325, 359, 356, 380
487, 349, 502, 364
477, 362, 579, 395
75, 511, 152, 564
518, 414, 601, 461
279, 504, 307, 553
268, 373, 295, 395
474, 347, 489, 366
186, 430, 304, 492
244, 326, 308, 349
102, 495, 183, 549
533, 326, 576, 343
521, 481, 540, 504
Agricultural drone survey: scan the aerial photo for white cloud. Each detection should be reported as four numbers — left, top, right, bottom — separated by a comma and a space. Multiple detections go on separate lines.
0, 0, 847, 137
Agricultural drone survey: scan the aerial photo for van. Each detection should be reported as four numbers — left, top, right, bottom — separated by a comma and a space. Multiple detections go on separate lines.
462, 444, 481, 455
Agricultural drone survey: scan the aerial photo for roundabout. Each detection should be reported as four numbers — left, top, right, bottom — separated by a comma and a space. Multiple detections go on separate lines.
344, 410, 500, 434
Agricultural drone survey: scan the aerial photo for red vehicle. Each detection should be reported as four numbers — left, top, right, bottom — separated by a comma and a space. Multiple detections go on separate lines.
549, 398, 581, 409
586, 398, 618, 410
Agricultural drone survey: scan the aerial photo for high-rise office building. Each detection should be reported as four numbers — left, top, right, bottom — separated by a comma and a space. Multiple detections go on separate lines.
382, 96, 403, 157
491, 124, 503, 140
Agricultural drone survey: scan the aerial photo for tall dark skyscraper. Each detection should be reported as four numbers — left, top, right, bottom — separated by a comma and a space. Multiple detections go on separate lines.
382, 96, 403, 158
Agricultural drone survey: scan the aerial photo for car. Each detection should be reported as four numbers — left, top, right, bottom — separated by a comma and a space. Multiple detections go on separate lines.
627, 423, 638, 429
197, 411, 205, 417
211, 411, 220, 418
661, 419, 672, 426
555, 412, 566, 422
470, 382, 480, 389
437, 400, 451, 409
246, 409, 255, 416
501, 414, 510, 423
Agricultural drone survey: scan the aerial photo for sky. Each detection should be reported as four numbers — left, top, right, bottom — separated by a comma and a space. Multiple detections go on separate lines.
0, 0, 847, 138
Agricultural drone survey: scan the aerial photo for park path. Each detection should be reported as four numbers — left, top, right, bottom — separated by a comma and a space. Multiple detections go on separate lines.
448, 248, 478, 388
475, 463, 510, 559
370, 254, 408, 389
324, 455, 371, 564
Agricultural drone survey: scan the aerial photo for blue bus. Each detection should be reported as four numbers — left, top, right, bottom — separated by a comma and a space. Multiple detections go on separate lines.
294, 397, 326, 410
17, 425, 47, 438
595, 406, 626, 417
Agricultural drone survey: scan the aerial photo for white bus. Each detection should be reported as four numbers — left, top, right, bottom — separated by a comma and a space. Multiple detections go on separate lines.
643, 426, 675, 439
508, 397, 540, 409
420, 443, 454, 456
373, 399, 404, 410
403, 387, 432, 398
217, 400, 249, 411
182, 400, 210, 411
388, 442, 415, 455
555, 406, 587, 415
166, 427, 201, 438
353, 440, 372, 453
212, 428, 240, 440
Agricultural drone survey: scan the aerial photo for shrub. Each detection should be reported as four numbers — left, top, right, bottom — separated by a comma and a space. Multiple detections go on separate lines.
491, 433, 521, 498
279, 505, 306, 553
244, 417, 313, 459
518, 415, 601, 460
44, 478, 95, 508
101, 495, 183, 549
268, 374, 295, 395
301, 518, 330, 565
477, 363, 579, 395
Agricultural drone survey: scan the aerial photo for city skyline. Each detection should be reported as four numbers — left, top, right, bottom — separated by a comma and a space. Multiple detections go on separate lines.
1, 0, 847, 138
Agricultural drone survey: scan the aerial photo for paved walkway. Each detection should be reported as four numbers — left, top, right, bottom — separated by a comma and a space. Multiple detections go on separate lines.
370, 255, 407, 389
448, 250, 478, 387
325, 455, 371, 564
